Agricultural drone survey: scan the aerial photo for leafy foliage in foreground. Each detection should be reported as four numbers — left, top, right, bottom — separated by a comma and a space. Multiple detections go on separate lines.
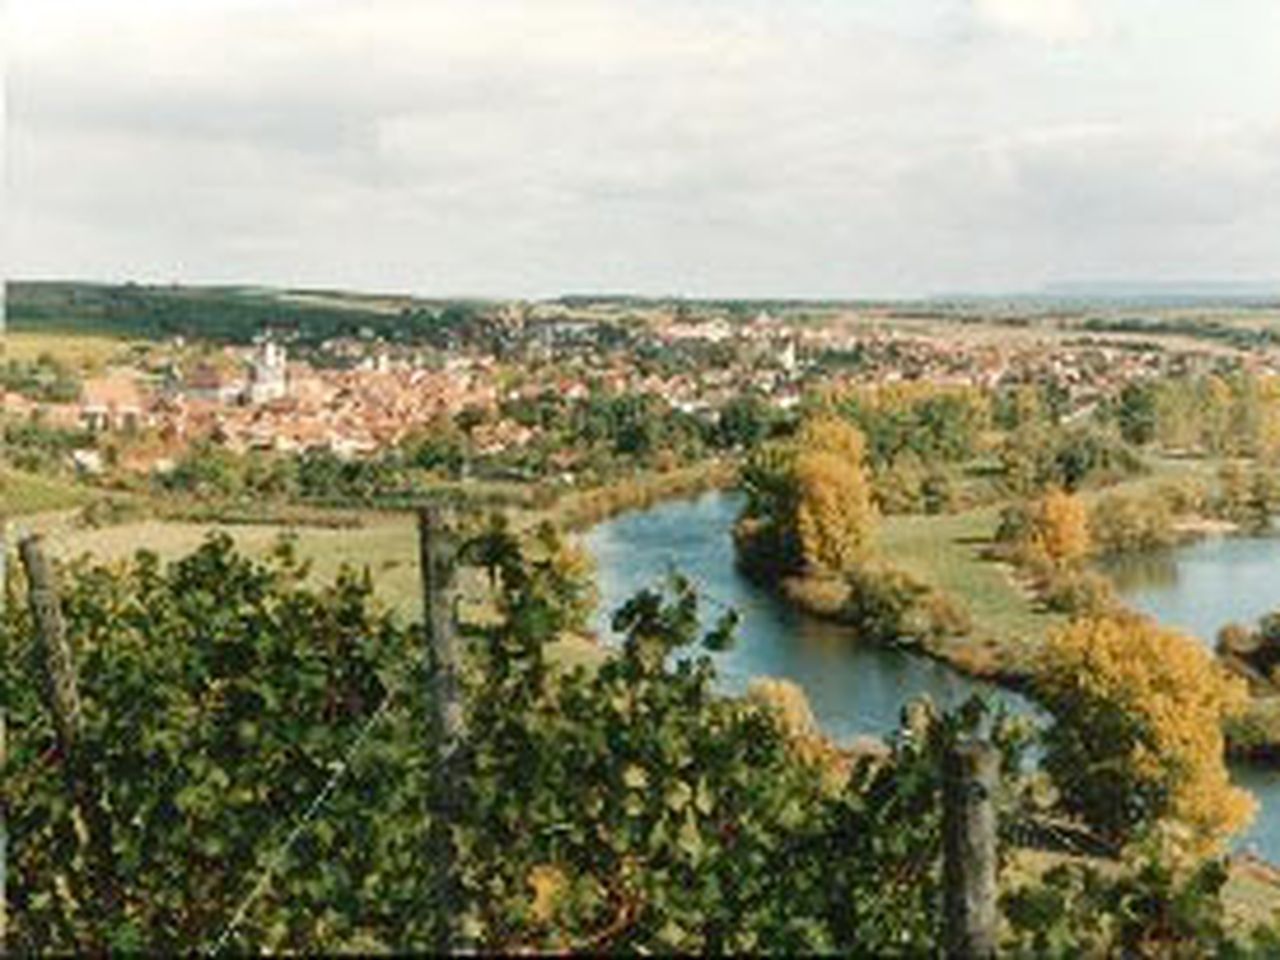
1003, 850, 1261, 958
4, 526, 972, 953
3, 536, 431, 952
3, 527, 1274, 954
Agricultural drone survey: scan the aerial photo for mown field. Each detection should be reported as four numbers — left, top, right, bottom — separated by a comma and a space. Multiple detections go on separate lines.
878, 506, 1055, 646
0, 330, 134, 368
0, 468, 95, 516
37, 511, 422, 608
24, 507, 604, 669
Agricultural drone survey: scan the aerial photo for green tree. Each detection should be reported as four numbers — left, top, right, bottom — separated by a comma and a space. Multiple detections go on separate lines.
1116, 381, 1158, 446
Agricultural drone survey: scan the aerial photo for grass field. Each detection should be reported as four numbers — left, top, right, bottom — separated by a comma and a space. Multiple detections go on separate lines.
29, 509, 604, 668
878, 506, 1060, 656
0, 468, 95, 516
0, 330, 133, 369
35, 512, 424, 612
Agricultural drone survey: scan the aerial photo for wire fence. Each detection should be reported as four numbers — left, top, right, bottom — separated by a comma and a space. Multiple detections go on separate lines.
206, 683, 404, 955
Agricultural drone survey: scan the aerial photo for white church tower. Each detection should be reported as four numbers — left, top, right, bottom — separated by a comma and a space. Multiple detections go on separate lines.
248, 340, 288, 404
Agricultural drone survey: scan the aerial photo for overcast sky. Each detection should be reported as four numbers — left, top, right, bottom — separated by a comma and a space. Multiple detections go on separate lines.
5, 0, 1279, 298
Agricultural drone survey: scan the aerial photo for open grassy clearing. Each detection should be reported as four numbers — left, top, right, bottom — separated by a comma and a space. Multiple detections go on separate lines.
878, 506, 1060, 653
0, 330, 134, 369
875, 455, 1229, 668
0, 468, 95, 516
29, 509, 604, 669
40, 512, 423, 608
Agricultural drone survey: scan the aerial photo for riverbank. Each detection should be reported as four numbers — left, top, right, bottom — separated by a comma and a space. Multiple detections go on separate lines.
736, 475, 1280, 764
548, 458, 739, 531
1101, 526, 1280, 761
733, 502, 1054, 691
582, 489, 1280, 898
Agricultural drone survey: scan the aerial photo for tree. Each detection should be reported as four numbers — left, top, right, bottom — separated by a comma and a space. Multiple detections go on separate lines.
737, 415, 876, 576
162, 440, 244, 498
715, 394, 774, 450
793, 449, 874, 572
1116, 382, 1158, 446
1088, 489, 1177, 556
1037, 614, 1254, 855
1033, 489, 1091, 568
997, 489, 1091, 571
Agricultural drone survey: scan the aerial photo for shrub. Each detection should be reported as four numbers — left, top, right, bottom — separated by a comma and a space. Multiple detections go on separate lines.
1089, 490, 1177, 557
837, 563, 971, 647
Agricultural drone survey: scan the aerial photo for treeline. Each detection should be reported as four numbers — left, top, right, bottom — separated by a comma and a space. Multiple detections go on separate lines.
1084, 315, 1280, 351
1112, 372, 1280, 458
764, 382, 1145, 516
144, 391, 786, 508
0, 354, 83, 403
6, 282, 488, 347
2, 420, 97, 475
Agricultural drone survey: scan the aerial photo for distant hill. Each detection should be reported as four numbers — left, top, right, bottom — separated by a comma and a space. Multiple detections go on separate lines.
926, 281, 1278, 310
1043, 280, 1278, 297
3, 280, 487, 345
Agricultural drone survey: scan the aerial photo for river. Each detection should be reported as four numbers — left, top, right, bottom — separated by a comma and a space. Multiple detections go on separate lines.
583, 490, 1280, 861
582, 490, 1028, 738
1105, 536, 1280, 860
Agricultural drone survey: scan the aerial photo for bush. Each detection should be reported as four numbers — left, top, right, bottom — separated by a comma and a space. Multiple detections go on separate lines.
836, 563, 971, 647
1089, 490, 1177, 557
1041, 569, 1116, 617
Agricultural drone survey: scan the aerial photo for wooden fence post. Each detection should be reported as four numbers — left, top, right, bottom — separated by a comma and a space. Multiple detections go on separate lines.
418, 505, 466, 953
942, 737, 999, 960
19, 534, 121, 948
420, 505, 464, 749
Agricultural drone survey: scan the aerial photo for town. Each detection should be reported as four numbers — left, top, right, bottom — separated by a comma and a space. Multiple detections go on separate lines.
6, 284, 1278, 492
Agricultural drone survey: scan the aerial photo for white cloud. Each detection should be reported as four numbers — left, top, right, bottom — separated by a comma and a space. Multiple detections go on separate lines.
5, 0, 1278, 297
971, 0, 1097, 42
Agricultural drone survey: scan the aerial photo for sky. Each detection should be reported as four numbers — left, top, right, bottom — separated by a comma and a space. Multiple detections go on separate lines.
4, 0, 1279, 299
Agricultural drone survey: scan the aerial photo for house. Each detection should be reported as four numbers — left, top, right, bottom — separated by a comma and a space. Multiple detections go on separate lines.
80, 373, 148, 432
186, 363, 244, 404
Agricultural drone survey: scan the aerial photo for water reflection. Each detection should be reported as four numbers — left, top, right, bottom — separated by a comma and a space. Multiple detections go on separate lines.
1101, 550, 1180, 594
1102, 534, 1280, 646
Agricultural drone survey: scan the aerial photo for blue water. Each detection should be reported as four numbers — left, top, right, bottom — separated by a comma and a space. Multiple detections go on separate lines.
584, 492, 1280, 860
1104, 534, 1280, 859
582, 490, 1028, 743
1104, 536, 1280, 647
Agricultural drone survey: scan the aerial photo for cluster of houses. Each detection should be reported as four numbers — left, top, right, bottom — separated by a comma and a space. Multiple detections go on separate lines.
5, 305, 1279, 479
0, 341, 497, 473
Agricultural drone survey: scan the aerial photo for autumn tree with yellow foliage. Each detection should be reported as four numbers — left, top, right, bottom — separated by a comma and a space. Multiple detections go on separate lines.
1037, 613, 1255, 856
738, 414, 877, 576
996, 487, 1091, 569
1030, 488, 1091, 567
